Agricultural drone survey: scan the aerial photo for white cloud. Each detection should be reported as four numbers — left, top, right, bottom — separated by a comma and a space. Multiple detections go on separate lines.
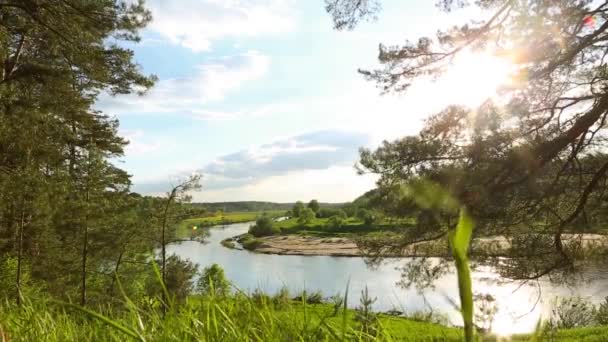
144, 0, 295, 52
200, 130, 369, 186
98, 51, 270, 117
194, 166, 377, 202
132, 129, 372, 198
120, 129, 165, 155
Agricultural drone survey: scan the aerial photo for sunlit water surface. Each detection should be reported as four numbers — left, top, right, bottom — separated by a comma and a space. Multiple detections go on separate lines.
167, 222, 608, 335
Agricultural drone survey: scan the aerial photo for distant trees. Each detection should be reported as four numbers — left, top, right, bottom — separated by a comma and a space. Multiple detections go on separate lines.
297, 208, 316, 225
292, 201, 305, 217
249, 216, 280, 237
317, 208, 347, 219
307, 200, 320, 214
355, 208, 378, 226
327, 215, 345, 229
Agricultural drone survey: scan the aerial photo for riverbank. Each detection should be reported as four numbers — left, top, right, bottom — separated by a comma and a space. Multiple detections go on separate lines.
232, 233, 608, 257
176, 210, 284, 238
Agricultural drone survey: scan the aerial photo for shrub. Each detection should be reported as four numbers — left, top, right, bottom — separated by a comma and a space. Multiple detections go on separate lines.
197, 263, 230, 297
404, 310, 449, 326
297, 208, 315, 225
293, 290, 323, 304
307, 199, 320, 213
595, 297, 608, 324
221, 239, 236, 249
249, 216, 280, 237
326, 215, 345, 229
356, 208, 378, 225
147, 255, 197, 303
273, 286, 291, 308
0, 255, 37, 299
548, 296, 597, 329
242, 238, 262, 251
292, 201, 305, 217
355, 286, 378, 337
251, 288, 271, 305
317, 208, 347, 218
330, 293, 344, 316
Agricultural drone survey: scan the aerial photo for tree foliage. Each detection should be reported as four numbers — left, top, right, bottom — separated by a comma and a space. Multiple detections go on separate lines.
292, 201, 305, 217
0, 0, 203, 308
326, 0, 608, 281
297, 208, 316, 225
307, 199, 320, 213
197, 263, 230, 297
249, 215, 280, 237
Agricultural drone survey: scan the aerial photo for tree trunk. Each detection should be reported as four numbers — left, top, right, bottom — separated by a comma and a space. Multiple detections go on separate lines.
80, 215, 88, 306
160, 189, 176, 314
80, 146, 91, 307
107, 249, 124, 295
15, 201, 25, 306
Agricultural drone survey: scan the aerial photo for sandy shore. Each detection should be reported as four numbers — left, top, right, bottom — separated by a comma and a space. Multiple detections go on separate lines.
254, 236, 361, 256
249, 234, 608, 257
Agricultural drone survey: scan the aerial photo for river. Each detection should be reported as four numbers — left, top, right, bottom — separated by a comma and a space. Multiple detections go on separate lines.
167, 222, 608, 335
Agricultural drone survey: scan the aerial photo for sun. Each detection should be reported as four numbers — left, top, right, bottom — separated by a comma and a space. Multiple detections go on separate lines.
437, 50, 516, 108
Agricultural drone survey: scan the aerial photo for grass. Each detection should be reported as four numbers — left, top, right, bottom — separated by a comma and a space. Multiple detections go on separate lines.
274, 217, 407, 237
176, 210, 285, 238
2, 293, 607, 341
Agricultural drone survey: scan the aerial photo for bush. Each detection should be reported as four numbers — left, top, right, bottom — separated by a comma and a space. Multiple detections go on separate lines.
355, 208, 378, 225
292, 201, 305, 217
330, 293, 344, 316
595, 297, 608, 324
307, 199, 320, 213
293, 290, 323, 304
317, 208, 347, 219
242, 238, 262, 251
221, 239, 236, 249
548, 296, 597, 329
237, 233, 262, 250
355, 286, 378, 337
273, 286, 291, 308
251, 288, 272, 305
147, 255, 197, 303
0, 255, 37, 299
297, 208, 315, 225
326, 215, 345, 229
249, 216, 280, 237
197, 264, 230, 297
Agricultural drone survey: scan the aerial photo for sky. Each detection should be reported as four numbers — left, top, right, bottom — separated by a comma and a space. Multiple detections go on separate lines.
97, 0, 504, 203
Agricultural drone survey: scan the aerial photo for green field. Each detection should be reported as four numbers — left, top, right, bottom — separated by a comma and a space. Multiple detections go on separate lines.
274, 217, 407, 237
177, 210, 285, 238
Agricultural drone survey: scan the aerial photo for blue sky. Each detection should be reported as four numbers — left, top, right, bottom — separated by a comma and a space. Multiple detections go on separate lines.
98, 0, 498, 202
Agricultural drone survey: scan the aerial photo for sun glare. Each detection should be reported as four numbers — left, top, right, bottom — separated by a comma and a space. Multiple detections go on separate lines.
438, 51, 516, 108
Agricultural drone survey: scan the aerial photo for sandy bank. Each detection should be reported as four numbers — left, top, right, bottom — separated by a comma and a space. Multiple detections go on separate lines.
248, 234, 608, 257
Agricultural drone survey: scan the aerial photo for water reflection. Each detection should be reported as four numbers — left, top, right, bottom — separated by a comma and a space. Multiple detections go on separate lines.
167, 222, 608, 334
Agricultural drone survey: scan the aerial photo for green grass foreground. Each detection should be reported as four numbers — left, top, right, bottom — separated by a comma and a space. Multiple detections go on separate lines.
177, 210, 285, 238
2, 295, 607, 341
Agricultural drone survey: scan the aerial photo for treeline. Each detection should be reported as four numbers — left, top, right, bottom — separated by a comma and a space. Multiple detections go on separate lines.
0, 1, 202, 307
192, 200, 343, 213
